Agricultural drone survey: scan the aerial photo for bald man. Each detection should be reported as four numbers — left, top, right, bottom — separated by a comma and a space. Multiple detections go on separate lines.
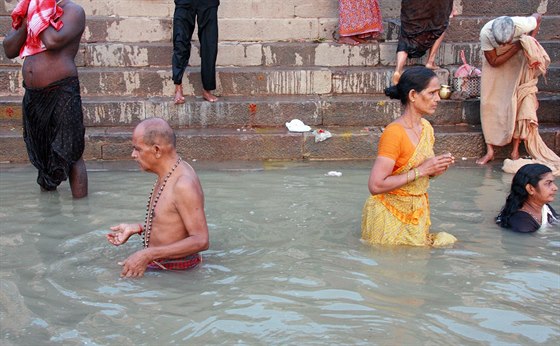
107, 118, 209, 277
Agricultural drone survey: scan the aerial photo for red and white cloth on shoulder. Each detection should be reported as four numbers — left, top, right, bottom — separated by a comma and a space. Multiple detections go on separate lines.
11, 0, 64, 58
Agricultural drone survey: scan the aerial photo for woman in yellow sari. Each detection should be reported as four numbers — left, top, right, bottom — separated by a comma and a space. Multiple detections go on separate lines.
361, 67, 457, 247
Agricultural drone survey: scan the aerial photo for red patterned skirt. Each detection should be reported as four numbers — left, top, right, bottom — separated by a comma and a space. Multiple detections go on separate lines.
147, 253, 202, 271
338, 0, 383, 37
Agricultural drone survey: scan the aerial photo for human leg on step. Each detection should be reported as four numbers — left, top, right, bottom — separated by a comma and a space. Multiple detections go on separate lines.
172, 5, 197, 104
198, 5, 219, 102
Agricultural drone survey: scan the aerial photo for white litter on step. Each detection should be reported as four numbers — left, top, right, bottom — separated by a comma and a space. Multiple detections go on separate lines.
285, 119, 311, 132
326, 171, 342, 177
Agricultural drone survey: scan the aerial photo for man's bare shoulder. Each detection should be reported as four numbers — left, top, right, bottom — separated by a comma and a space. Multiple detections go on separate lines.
63, 1, 85, 11
62, 1, 86, 19
173, 165, 204, 197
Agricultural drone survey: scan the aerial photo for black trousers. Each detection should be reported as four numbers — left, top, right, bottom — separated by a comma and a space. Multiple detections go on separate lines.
172, 3, 219, 91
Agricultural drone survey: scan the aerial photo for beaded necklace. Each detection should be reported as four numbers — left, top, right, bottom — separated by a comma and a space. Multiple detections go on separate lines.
143, 157, 182, 248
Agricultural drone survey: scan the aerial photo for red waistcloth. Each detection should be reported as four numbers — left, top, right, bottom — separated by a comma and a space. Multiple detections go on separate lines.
147, 253, 202, 271
11, 0, 64, 58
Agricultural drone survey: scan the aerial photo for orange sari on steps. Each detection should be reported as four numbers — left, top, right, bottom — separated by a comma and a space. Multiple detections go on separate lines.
338, 0, 383, 38
361, 119, 457, 247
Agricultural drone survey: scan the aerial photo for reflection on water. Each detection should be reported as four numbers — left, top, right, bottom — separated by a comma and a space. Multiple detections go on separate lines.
0, 161, 558, 345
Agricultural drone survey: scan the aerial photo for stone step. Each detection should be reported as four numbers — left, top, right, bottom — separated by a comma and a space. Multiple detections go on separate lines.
0, 41, 483, 68
389, 15, 559, 44
68, 40, 560, 72
0, 66, 443, 97
2, 94, 559, 130
3, 65, 559, 98
3, 14, 558, 44
459, 0, 560, 16
3, 40, 559, 72
1, 124, 558, 163
5, 0, 557, 20
0, 14, 337, 43
0, 0, 345, 19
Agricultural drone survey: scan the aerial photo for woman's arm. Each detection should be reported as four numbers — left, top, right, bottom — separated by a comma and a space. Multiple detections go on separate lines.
367, 154, 453, 195
367, 156, 410, 195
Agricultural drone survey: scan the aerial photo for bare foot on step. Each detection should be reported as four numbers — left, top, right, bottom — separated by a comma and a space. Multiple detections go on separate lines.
174, 85, 185, 105
203, 89, 218, 102
476, 152, 494, 165
425, 62, 440, 70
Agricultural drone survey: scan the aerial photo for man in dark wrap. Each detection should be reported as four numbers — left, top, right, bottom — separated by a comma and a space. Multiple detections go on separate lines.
3, 0, 88, 198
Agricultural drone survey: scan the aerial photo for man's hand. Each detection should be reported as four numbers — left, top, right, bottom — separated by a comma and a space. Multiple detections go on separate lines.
107, 223, 142, 246
118, 249, 153, 278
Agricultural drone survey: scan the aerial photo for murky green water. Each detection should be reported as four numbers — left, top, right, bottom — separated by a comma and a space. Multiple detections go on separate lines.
1, 161, 558, 345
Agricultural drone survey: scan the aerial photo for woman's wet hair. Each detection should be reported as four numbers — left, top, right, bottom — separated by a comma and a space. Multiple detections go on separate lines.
492, 16, 515, 45
498, 163, 552, 228
384, 66, 437, 105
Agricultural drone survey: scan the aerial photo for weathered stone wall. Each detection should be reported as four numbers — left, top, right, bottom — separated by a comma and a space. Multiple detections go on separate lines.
0, 0, 558, 162
1, 0, 557, 43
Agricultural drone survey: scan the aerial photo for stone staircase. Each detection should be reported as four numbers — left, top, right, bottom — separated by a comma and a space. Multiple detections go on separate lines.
0, 0, 558, 162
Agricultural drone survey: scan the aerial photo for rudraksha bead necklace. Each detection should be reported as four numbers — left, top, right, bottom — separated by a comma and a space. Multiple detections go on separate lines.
143, 157, 182, 248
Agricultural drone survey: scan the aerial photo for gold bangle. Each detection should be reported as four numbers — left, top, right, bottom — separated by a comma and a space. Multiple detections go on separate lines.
414, 168, 419, 181
406, 170, 410, 184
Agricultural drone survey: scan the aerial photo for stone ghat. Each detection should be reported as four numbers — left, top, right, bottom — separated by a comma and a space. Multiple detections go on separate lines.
0, 0, 558, 163
1, 124, 558, 162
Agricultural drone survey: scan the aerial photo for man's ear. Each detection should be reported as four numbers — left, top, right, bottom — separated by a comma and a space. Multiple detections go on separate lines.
152, 144, 161, 158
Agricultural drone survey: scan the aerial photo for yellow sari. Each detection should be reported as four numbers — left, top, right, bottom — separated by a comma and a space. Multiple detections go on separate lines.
361, 119, 456, 247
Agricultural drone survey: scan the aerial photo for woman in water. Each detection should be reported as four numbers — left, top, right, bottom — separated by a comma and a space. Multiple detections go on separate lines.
498, 163, 558, 233
361, 66, 457, 247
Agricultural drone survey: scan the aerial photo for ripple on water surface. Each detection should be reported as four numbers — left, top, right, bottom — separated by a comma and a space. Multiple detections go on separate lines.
0, 162, 559, 345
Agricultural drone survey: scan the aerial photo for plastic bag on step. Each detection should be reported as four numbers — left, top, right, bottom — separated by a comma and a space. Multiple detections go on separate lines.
454, 50, 481, 78
312, 129, 332, 142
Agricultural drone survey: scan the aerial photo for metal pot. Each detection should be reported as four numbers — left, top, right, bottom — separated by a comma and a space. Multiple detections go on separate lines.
439, 84, 452, 99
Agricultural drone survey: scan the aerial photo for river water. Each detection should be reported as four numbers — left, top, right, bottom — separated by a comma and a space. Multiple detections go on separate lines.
0, 160, 558, 345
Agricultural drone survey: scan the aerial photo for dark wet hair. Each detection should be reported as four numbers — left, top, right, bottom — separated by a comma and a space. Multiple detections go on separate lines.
384, 66, 437, 105
498, 163, 552, 228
